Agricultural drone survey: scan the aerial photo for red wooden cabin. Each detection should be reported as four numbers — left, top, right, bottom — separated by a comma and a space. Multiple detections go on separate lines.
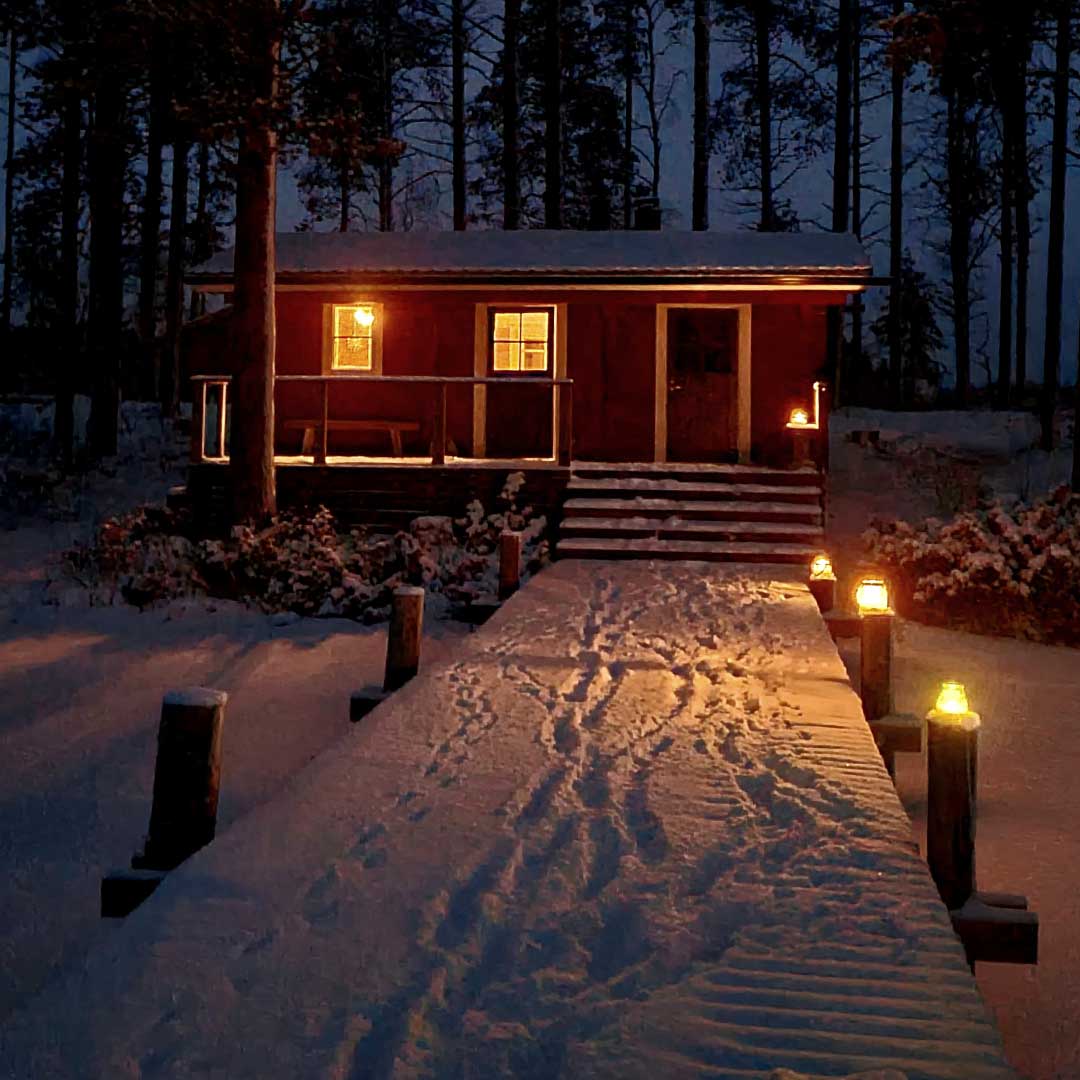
182, 230, 871, 548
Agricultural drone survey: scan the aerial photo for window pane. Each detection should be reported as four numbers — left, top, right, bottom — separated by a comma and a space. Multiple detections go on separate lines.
493, 341, 520, 371
493, 312, 520, 341
522, 344, 547, 372
335, 305, 374, 338
520, 311, 548, 342
334, 336, 372, 370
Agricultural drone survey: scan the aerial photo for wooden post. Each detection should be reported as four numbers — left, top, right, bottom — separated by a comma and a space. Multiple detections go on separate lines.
499, 530, 522, 600
132, 688, 227, 872
190, 380, 206, 464
859, 611, 893, 727
384, 586, 424, 692
927, 706, 979, 912
808, 574, 836, 613
317, 379, 329, 465
791, 428, 813, 467
217, 380, 228, 458
557, 382, 573, 467
432, 382, 447, 465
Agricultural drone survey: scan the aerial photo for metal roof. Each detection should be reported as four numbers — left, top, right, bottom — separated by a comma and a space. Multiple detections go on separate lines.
188, 229, 873, 287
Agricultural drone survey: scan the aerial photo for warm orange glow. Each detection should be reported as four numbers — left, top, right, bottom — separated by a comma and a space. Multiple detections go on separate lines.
935, 681, 970, 716
353, 306, 376, 329
855, 576, 890, 614
809, 553, 834, 580
788, 407, 811, 427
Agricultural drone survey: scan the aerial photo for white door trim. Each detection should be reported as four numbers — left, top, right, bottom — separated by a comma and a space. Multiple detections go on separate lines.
654, 303, 752, 464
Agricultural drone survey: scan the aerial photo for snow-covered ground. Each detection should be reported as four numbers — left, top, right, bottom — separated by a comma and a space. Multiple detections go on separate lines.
0, 561, 1011, 1079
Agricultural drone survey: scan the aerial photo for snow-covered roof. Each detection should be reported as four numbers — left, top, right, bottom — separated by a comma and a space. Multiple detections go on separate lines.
188, 229, 872, 287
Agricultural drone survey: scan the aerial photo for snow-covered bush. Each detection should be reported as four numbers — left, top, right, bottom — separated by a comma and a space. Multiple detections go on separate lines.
862, 485, 1080, 643
56, 472, 549, 620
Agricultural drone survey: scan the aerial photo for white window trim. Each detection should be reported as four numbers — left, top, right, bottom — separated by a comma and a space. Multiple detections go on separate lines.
654, 303, 751, 463
322, 302, 385, 375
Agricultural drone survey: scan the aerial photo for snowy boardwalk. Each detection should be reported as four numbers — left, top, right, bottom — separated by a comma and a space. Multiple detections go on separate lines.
1, 562, 1014, 1079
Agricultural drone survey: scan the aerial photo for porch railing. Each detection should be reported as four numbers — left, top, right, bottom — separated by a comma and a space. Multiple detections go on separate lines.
189, 374, 574, 468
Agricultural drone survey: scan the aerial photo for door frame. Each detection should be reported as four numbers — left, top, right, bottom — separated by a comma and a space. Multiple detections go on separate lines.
654, 303, 751, 463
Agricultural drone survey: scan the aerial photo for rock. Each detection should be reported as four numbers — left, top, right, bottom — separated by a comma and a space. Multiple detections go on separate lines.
270, 610, 302, 627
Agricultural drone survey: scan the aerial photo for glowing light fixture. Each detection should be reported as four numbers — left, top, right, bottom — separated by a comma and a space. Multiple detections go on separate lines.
353, 306, 376, 329
785, 381, 826, 431
934, 680, 970, 717
854, 576, 890, 615
809, 553, 834, 580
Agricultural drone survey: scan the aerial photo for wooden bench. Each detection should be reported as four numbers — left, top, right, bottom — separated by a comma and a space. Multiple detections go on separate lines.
283, 419, 420, 458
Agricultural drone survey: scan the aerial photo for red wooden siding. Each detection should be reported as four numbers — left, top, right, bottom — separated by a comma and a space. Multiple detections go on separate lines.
181, 287, 846, 463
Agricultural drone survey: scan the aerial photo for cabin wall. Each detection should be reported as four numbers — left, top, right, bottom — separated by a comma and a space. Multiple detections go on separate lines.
183, 287, 845, 463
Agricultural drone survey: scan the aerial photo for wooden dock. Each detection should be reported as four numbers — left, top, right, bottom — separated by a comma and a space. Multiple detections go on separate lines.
0, 561, 1015, 1079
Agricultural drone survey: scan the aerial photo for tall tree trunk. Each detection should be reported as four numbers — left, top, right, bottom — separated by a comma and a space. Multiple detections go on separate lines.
850, 0, 863, 381
188, 139, 211, 322
1013, 31, 1030, 407
995, 137, 1013, 409
161, 138, 189, 417
339, 164, 349, 231
451, 0, 466, 230
137, 38, 166, 395
946, 85, 972, 407
828, 0, 850, 400
888, 0, 904, 405
754, 3, 774, 232
1042, 3, 1069, 453
622, 0, 634, 229
501, 0, 520, 228
1, 27, 17, 334
377, 0, 394, 232
230, 4, 280, 522
542, 0, 562, 228
691, 0, 709, 230
55, 80, 82, 466
86, 14, 127, 460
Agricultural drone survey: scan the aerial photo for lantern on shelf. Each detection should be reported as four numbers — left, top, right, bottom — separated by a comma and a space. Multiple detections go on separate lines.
854, 576, 891, 615
788, 407, 811, 428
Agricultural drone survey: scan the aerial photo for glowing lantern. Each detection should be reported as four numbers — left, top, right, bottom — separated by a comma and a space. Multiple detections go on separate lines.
934, 681, 970, 717
809, 553, 834, 580
854, 576, 890, 615
788, 407, 810, 427
353, 306, 376, 329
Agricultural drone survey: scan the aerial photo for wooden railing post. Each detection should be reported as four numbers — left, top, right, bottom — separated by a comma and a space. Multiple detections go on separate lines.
190, 380, 206, 464
432, 382, 447, 465
499, 531, 522, 600
557, 381, 573, 467
317, 378, 329, 465
217, 380, 228, 459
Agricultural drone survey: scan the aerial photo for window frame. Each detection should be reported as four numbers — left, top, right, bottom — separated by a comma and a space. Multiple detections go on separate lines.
487, 306, 555, 378
322, 301, 385, 375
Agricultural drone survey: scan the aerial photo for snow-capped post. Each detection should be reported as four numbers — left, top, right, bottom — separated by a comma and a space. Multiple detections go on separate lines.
499, 530, 522, 600
133, 687, 228, 871
384, 585, 425, 692
855, 574, 893, 726
808, 552, 836, 613
926, 681, 978, 911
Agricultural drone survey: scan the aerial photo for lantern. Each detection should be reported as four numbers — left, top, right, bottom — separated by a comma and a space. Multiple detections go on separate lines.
934, 680, 970, 717
854, 576, 890, 615
788, 407, 810, 427
809, 553, 834, 580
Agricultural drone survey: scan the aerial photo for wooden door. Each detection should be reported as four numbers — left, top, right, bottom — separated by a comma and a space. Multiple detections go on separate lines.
665, 308, 739, 462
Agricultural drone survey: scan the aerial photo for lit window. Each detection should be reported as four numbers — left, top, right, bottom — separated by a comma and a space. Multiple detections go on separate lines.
329, 303, 381, 372
491, 309, 551, 374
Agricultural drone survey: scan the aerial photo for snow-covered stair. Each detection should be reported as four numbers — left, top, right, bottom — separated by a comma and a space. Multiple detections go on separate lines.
557, 461, 824, 564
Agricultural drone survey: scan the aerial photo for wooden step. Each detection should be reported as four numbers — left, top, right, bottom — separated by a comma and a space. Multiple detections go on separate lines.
562, 497, 823, 524
572, 461, 821, 486
555, 537, 820, 563
566, 478, 822, 504
561, 517, 825, 545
